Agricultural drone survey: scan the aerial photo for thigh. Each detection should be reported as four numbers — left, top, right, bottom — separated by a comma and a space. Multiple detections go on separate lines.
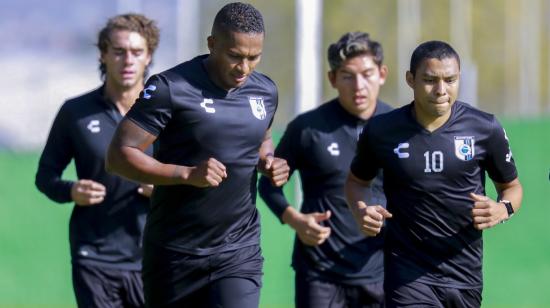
295, 272, 345, 308
207, 276, 261, 308
142, 245, 209, 307
385, 280, 443, 308
348, 281, 385, 308
442, 287, 482, 308
120, 270, 145, 308
72, 264, 120, 308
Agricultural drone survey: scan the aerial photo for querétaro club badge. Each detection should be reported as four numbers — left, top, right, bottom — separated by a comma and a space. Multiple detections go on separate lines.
249, 97, 267, 120
454, 136, 475, 161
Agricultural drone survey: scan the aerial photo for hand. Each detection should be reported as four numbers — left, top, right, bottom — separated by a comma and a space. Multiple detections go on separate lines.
187, 158, 227, 187
351, 201, 392, 237
137, 184, 154, 197
470, 193, 508, 230
259, 155, 289, 187
288, 210, 332, 246
71, 179, 106, 206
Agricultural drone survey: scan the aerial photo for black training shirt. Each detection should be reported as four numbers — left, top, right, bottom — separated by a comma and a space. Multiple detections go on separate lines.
36, 86, 151, 270
351, 101, 518, 288
259, 99, 392, 285
126, 55, 278, 255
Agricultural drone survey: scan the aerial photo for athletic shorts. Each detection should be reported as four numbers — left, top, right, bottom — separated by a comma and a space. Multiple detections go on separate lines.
295, 271, 384, 308
385, 279, 482, 308
72, 263, 144, 308
143, 244, 263, 307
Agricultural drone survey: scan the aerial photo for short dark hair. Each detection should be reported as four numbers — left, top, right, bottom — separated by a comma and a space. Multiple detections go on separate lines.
409, 40, 460, 76
327, 32, 384, 71
211, 2, 265, 36
97, 13, 160, 80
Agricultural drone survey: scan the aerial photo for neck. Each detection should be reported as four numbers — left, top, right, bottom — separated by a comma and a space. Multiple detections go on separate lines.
412, 103, 452, 132
356, 102, 377, 120
203, 57, 229, 91
104, 79, 143, 115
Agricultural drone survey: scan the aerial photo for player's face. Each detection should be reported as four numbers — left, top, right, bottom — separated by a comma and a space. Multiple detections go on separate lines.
406, 57, 460, 121
207, 31, 263, 90
101, 30, 151, 90
328, 54, 387, 119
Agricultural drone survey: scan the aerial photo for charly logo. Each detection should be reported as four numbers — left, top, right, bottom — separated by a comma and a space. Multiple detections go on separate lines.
454, 136, 475, 161
86, 120, 100, 133
393, 142, 410, 158
143, 84, 157, 99
200, 98, 216, 113
249, 97, 266, 120
327, 142, 340, 156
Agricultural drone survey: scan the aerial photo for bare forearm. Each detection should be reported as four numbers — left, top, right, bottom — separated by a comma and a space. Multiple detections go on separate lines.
281, 205, 300, 226
106, 145, 191, 185
496, 178, 523, 213
344, 173, 372, 214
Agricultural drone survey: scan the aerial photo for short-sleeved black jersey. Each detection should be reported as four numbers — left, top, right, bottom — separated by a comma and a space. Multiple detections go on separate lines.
35, 87, 151, 270
259, 99, 392, 285
351, 101, 518, 288
126, 55, 278, 255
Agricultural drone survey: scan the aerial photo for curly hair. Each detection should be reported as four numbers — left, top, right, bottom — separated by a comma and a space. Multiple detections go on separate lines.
97, 13, 160, 80
212, 2, 265, 35
327, 32, 384, 71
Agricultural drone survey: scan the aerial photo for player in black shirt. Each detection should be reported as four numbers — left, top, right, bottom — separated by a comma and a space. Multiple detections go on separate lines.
259, 32, 391, 308
35, 14, 159, 307
346, 41, 523, 308
106, 3, 289, 307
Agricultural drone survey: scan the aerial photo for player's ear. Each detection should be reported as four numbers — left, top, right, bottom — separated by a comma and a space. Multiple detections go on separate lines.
379, 64, 388, 85
328, 70, 337, 88
207, 35, 215, 53
405, 71, 414, 88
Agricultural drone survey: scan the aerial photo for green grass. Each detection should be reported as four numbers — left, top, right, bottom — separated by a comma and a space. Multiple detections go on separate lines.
0, 118, 549, 307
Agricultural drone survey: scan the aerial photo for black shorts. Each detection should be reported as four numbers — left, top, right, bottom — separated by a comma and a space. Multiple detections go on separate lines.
385, 280, 482, 308
72, 263, 144, 308
143, 244, 263, 307
295, 271, 384, 308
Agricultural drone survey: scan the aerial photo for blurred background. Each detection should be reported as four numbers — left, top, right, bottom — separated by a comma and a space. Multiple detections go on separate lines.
0, 0, 549, 307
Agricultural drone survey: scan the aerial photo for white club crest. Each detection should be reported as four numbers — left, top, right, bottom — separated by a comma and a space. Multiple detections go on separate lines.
454, 136, 475, 161
249, 97, 266, 120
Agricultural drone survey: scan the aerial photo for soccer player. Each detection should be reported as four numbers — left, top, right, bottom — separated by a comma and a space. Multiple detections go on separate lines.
105, 3, 289, 307
258, 32, 391, 308
345, 40, 523, 308
35, 14, 159, 307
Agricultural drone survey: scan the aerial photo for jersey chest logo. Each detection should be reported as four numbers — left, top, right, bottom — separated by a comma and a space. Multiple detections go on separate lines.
454, 136, 475, 161
86, 120, 100, 133
327, 142, 340, 156
249, 97, 266, 120
143, 84, 157, 99
200, 98, 216, 113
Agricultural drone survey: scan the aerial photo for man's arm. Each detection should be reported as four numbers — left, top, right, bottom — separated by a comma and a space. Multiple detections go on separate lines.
106, 119, 227, 187
258, 175, 332, 246
345, 172, 392, 237
471, 177, 523, 230
256, 128, 289, 187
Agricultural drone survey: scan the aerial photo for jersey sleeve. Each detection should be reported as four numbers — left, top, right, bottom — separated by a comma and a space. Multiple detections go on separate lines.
35, 103, 75, 203
266, 77, 279, 129
125, 74, 172, 136
350, 121, 380, 181
484, 117, 518, 183
258, 119, 301, 222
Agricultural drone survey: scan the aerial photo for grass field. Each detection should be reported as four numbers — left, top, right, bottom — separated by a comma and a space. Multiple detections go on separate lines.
0, 118, 549, 308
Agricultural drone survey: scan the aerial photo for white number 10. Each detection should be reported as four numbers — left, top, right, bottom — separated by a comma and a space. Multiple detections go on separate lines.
424, 151, 444, 173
